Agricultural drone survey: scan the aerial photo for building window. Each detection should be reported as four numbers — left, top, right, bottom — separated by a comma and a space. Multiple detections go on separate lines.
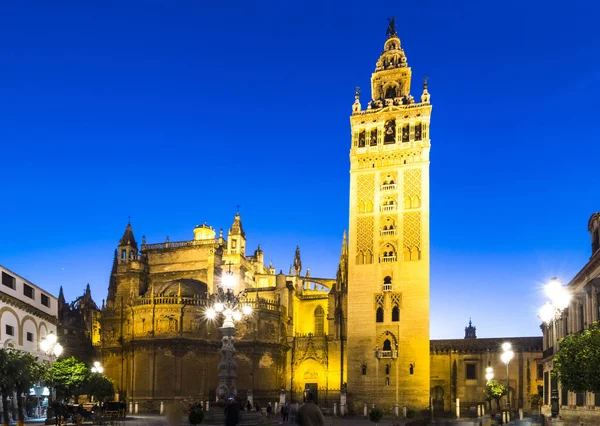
544, 372, 549, 405
383, 276, 392, 292
5, 325, 14, 336
121, 249, 126, 259
26, 332, 33, 342
466, 363, 477, 380
232, 239, 237, 249
2, 272, 15, 289
409, 364, 414, 375
385, 377, 390, 386
41, 294, 50, 308
537, 363, 544, 380
385, 364, 390, 375
314, 306, 325, 336
392, 306, 400, 322
361, 364, 367, 375
376, 307, 384, 323
382, 339, 392, 351
23, 283, 34, 299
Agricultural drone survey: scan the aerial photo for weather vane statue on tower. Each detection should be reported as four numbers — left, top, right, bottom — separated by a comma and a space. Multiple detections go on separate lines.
386, 17, 397, 38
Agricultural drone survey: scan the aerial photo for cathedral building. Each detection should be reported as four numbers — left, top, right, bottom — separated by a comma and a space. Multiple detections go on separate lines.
98, 217, 347, 411
60, 21, 545, 416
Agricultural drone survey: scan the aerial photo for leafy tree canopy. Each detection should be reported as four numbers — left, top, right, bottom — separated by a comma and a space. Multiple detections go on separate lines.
554, 321, 600, 393
53, 356, 90, 401
485, 379, 507, 401
86, 374, 115, 403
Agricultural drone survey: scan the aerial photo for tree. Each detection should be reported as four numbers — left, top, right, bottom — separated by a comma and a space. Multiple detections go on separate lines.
485, 379, 507, 413
12, 351, 48, 426
86, 374, 115, 403
53, 357, 90, 402
369, 407, 383, 426
553, 321, 600, 393
0, 349, 15, 426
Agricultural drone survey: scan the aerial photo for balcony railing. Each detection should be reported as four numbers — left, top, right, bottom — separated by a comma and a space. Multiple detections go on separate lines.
380, 229, 396, 237
381, 184, 397, 191
382, 284, 392, 292
381, 205, 396, 212
380, 255, 397, 263
375, 349, 398, 359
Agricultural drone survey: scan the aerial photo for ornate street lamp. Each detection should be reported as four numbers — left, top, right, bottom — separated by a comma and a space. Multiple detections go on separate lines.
500, 342, 513, 420
538, 277, 571, 418
206, 265, 253, 401
91, 361, 104, 374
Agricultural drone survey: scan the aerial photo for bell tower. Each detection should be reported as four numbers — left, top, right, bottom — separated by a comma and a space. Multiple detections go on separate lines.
346, 19, 431, 411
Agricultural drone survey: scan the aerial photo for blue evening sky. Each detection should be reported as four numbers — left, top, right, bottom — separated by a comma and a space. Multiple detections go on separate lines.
1, 1, 598, 339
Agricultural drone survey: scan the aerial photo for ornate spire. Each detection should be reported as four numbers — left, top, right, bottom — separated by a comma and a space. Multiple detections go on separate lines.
85, 283, 91, 298
464, 318, 477, 339
119, 222, 137, 249
293, 246, 302, 276
386, 17, 397, 38
58, 286, 65, 305
229, 212, 245, 237
341, 230, 348, 258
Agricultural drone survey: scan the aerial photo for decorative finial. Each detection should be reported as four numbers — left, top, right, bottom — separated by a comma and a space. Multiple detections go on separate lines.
355, 85, 360, 100
128, 214, 131, 225
469, 317, 472, 327
142, 235, 146, 245
236, 204, 241, 215
386, 17, 397, 38
423, 74, 429, 89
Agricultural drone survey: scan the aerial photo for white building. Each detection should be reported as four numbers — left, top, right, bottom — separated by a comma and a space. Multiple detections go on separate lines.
0, 265, 59, 360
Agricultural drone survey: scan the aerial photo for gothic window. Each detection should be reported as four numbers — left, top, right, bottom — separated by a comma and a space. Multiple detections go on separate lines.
370, 129, 378, 146
466, 363, 477, 380
383, 276, 392, 292
365, 250, 373, 264
410, 364, 414, 375
362, 364, 367, 375
358, 131, 366, 147
414, 123, 422, 141
385, 364, 390, 375
392, 306, 400, 322
383, 339, 392, 351
376, 307, 384, 323
121, 249, 126, 259
402, 124, 410, 142
384, 120, 396, 144
385, 377, 390, 386
314, 306, 325, 336
404, 196, 412, 209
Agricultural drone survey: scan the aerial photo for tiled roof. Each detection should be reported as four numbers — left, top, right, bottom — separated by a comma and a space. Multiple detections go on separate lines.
430, 336, 542, 353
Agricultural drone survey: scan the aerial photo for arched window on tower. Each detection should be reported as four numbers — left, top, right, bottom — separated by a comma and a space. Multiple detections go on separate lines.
385, 86, 397, 99
362, 364, 367, 375
385, 364, 390, 375
376, 307, 384, 323
392, 306, 400, 322
410, 364, 415, 375
383, 339, 392, 351
314, 306, 325, 336
383, 276, 392, 292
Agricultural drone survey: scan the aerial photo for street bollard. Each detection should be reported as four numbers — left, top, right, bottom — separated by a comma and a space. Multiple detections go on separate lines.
519, 408, 523, 420
456, 398, 460, 419
394, 403, 399, 418
134, 402, 138, 414
334, 403, 337, 416
363, 404, 367, 417
160, 401, 164, 415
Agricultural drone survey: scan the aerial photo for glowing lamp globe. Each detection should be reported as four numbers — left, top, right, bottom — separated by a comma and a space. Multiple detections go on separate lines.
233, 311, 242, 322
206, 308, 216, 319
501, 349, 514, 365
222, 273, 236, 289
46, 333, 57, 345
242, 305, 253, 316
53, 343, 63, 357
214, 303, 224, 313
501, 342, 512, 352
539, 302, 555, 324
40, 339, 50, 352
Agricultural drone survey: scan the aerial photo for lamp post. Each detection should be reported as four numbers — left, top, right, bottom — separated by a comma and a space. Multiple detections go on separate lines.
206, 265, 252, 401
40, 332, 63, 401
539, 277, 571, 418
500, 342, 513, 420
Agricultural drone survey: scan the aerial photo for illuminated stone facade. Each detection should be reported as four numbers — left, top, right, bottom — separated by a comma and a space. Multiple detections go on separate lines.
98, 218, 347, 411
346, 27, 431, 411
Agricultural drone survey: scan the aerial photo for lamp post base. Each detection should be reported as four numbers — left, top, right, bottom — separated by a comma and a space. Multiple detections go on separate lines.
217, 326, 237, 401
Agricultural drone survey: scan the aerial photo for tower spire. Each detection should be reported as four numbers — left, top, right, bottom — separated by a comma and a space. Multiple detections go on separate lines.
293, 246, 302, 276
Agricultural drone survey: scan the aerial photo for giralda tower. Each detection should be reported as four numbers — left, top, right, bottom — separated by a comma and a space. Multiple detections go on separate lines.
347, 20, 432, 410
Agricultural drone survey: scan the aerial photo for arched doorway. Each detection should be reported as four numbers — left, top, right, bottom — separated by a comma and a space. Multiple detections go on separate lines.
431, 386, 444, 412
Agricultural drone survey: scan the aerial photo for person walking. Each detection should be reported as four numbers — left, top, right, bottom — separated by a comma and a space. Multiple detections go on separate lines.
297, 392, 323, 426
266, 402, 272, 419
281, 402, 289, 422
224, 397, 240, 426
289, 401, 298, 425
